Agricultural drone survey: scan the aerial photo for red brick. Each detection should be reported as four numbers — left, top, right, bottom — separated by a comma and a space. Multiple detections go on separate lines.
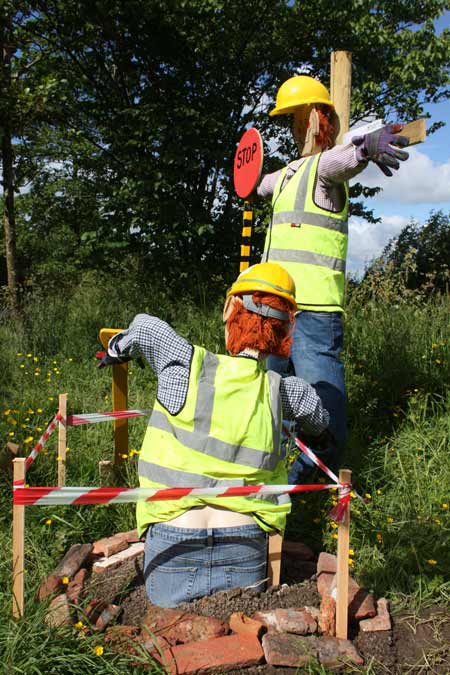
229, 612, 266, 639
262, 633, 317, 667
163, 634, 264, 674
92, 542, 144, 574
274, 608, 317, 634
359, 598, 391, 632
37, 574, 62, 601
92, 533, 130, 558
319, 594, 336, 636
317, 552, 337, 575
142, 606, 228, 645
94, 603, 122, 631
348, 578, 377, 621
66, 568, 88, 604
316, 636, 364, 667
282, 540, 315, 561
252, 610, 279, 630
54, 543, 93, 578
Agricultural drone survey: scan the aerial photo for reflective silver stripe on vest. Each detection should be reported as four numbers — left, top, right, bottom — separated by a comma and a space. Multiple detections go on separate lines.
138, 459, 245, 488
138, 460, 289, 507
271, 210, 348, 233
272, 155, 347, 234
267, 370, 281, 455
268, 248, 346, 273
148, 409, 281, 471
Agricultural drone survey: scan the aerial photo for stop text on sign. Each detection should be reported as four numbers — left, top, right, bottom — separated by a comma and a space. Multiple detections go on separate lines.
233, 127, 263, 199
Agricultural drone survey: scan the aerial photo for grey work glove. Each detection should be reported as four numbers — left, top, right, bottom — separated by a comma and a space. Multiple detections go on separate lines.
353, 123, 409, 177
96, 351, 132, 369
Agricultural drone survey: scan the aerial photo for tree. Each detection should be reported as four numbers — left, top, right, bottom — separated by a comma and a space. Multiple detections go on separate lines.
3, 0, 450, 302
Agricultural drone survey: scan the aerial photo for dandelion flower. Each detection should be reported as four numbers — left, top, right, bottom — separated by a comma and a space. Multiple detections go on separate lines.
387, 516, 394, 523
121, 453, 128, 459
349, 548, 355, 556
4, 409, 10, 415
37, 408, 43, 413
332, 533, 338, 540
348, 559, 354, 566
45, 519, 52, 525
442, 504, 449, 510
93, 645, 104, 656
24, 436, 34, 444
365, 493, 372, 500
8, 432, 15, 437
74, 621, 84, 630
427, 559, 437, 566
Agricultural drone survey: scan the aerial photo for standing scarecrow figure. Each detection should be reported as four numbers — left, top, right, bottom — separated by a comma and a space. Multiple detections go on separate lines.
257, 75, 410, 481
99, 262, 331, 607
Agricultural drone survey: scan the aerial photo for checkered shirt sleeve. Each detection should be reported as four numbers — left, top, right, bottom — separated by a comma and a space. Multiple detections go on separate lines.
280, 376, 330, 436
108, 314, 192, 415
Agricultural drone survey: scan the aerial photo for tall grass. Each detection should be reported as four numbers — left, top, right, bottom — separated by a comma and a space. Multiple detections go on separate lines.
0, 274, 449, 672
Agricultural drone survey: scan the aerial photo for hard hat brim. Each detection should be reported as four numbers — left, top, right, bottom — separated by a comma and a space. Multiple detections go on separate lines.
269, 97, 334, 116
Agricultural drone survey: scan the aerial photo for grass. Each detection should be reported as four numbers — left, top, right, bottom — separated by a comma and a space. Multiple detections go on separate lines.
0, 278, 449, 673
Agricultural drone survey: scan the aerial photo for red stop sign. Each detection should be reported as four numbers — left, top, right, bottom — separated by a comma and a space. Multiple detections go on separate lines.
233, 127, 264, 199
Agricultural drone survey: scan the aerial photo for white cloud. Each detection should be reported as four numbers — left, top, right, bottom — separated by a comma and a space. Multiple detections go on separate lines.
347, 214, 410, 276
351, 146, 450, 204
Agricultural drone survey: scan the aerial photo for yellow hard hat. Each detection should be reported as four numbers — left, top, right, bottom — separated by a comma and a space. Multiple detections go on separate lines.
269, 75, 334, 116
227, 262, 296, 310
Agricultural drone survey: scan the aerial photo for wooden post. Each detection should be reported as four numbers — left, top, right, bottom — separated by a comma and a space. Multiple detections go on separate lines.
12, 457, 25, 618
57, 393, 67, 487
99, 328, 129, 465
267, 532, 283, 586
330, 51, 352, 143
335, 468, 352, 639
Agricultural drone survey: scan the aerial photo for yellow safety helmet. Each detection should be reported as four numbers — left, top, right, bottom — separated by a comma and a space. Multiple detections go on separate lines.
269, 75, 334, 116
227, 262, 296, 310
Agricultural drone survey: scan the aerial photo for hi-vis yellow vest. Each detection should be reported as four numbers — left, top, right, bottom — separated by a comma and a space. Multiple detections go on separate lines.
263, 153, 349, 311
136, 346, 291, 536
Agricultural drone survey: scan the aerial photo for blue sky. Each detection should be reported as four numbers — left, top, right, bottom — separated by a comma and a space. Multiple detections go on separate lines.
347, 11, 450, 276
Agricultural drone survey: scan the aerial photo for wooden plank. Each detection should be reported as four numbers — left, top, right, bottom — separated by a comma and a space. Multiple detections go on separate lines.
12, 457, 25, 618
398, 118, 426, 146
57, 393, 67, 487
335, 468, 352, 639
330, 51, 352, 143
267, 531, 283, 586
98, 328, 128, 465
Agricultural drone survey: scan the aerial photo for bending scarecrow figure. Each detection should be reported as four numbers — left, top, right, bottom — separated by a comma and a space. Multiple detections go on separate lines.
99, 262, 330, 608
257, 75, 410, 481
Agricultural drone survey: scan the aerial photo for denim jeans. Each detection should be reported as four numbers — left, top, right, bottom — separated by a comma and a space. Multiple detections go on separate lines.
144, 522, 268, 607
266, 311, 346, 482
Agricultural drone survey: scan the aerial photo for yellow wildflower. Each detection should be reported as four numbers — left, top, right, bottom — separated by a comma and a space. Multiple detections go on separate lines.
365, 493, 372, 500
427, 559, 437, 566
4, 409, 10, 415
442, 504, 449, 510
19, 364, 25, 369
26, 353, 32, 357
348, 548, 355, 556
45, 519, 52, 525
387, 517, 394, 523
24, 436, 34, 444
74, 621, 84, 630
121, 453, 128, 459
62, 576, 69, 585
332, 533, 338, 540
93, 645, 104, 656
8, 432, 15, 437
37, 408, 43, 413
435, 359, 441, 364
348, 559, 354, 566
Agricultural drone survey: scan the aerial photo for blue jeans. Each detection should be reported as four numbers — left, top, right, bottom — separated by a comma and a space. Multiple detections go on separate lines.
267, 311, 346, 481
144, 523, 268, 607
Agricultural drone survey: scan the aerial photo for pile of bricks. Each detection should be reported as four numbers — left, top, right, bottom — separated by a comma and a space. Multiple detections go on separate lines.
37, 532, 392, 672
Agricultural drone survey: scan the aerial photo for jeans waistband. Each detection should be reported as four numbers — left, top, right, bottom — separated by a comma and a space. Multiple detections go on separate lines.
149, 522, 264, 543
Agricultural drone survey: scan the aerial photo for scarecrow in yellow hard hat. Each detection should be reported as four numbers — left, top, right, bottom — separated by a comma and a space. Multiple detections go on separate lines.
99, 262, 331, 607
257, 75, 410, 481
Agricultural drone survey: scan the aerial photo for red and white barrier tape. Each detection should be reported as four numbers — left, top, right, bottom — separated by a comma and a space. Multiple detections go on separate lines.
67, 410, 151, 426
25, 413, 63, 470
13, 483, 338, 506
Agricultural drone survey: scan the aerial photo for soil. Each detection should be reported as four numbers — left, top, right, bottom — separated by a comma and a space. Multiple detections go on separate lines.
86, 552, 450, 674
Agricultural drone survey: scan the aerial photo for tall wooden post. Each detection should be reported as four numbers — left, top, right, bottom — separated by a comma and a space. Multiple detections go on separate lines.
335, 468, 352, 639
57, 393, 67, 486
12, 457, 25, 618
330, 51, 352, 143
99, 328, 129, 465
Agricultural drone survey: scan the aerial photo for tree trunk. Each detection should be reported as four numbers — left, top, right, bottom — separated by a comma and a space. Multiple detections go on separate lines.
1, 12, 20, 319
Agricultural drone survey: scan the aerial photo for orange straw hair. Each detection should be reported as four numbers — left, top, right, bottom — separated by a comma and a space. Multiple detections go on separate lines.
316, 106, 336, 149
226, 292, 295, 357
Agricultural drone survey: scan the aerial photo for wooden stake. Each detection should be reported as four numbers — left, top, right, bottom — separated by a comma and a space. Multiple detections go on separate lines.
99, 328, 129, 465
267, 531, 283, 586
12, 457, 25, 618
330, 51, 352, 143
57, 393, 67, 487
398, 118, 426, 146
335, 468, 352, 639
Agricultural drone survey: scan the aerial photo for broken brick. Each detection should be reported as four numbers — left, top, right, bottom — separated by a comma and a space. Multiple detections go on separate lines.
66, 568, 88, 605
262, 633, 316, 667
54, 543, 93, 579
319, 594, 336, 636
163, 634, 264, 674
229, 612, 266, 639
274, 608, 317, 634
359, 597, 392, 632
142, 606, 228, 645
92, 542, 144, 574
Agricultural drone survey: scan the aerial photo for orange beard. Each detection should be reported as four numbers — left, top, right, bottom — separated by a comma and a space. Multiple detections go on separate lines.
225, 292, 294, 358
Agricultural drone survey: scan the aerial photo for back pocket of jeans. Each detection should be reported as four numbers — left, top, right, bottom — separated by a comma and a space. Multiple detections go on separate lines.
224, 560, 267, 590
149, 564, 198, 605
